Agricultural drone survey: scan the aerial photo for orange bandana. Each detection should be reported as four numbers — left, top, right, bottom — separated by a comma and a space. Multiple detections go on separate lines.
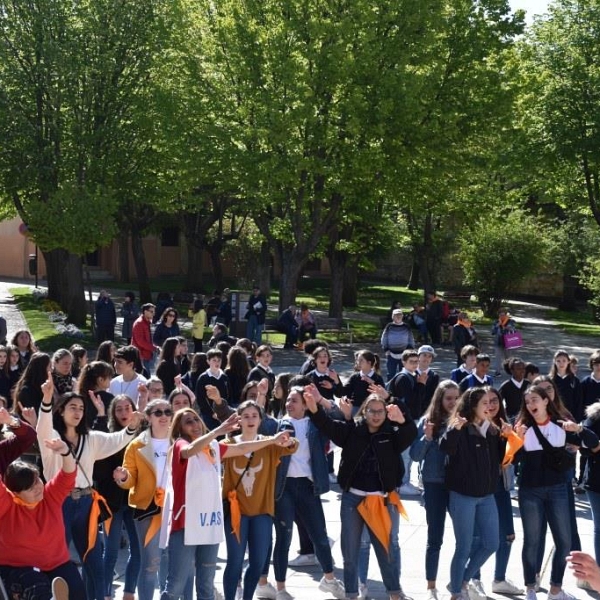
356, 491, 408, 556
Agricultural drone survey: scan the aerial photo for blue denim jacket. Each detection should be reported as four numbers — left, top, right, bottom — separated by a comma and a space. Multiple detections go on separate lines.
409, 416, 447, 484
274, 417, 330, 499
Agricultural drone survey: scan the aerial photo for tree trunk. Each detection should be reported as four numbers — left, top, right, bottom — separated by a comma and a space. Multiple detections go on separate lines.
328, 249, 346, 318
118, 231, 130, 283
408, 259, 420, 290
419, 211, 435, 293
130, 230, 152, 303
559, 272, 578, 311
257, 242, 271, 296
43, 248, 87, 326
277, 248, 306, 311
183, 240, 204, 293
343, 258, 359, 307
208, 242, 224, 292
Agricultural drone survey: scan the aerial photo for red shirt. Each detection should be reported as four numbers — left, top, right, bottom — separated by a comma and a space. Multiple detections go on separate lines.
132, 316, 154, 360
0, 469, 75, 570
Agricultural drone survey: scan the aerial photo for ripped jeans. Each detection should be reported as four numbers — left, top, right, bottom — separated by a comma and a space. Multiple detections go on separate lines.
160, 529, 218, 600
135, 515, 162, 600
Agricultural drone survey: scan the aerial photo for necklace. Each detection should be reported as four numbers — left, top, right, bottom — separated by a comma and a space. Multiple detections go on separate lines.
120, 377, 138, 398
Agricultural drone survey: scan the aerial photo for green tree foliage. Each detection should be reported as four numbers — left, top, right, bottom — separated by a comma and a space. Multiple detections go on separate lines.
0, 0, 172, 322
518, 0, 600, 225
458, 210, 549, 315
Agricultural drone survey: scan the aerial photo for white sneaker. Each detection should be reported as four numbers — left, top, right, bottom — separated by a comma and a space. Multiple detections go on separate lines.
468, 579, 487, 600
526, 589, 537, 600
426, 589, 440, 600
398, 587, 415, 600
492, 579, 525, 595
276, 590, 294, 600
398, 482, 421, 496
288, 553, 318, 567
547, 590, 579, 600
359, 583, 369, 599
51, 577, 69, 600
257, 582, 278, 599
318, 576, 346, 599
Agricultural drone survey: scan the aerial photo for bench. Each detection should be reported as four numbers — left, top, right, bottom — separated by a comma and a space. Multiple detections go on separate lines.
442, 291, 475, 308
262, 316, 353, 345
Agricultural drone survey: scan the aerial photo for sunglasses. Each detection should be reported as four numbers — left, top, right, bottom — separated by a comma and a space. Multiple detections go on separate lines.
151, 409, 173, 418
183, 416, 202, 425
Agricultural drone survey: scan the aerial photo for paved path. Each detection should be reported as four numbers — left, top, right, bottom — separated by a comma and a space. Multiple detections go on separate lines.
2, 279, 600, 599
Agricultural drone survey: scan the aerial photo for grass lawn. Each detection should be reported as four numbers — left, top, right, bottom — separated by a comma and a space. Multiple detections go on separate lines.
543, 307, 600, 337
9, 287, 95, 352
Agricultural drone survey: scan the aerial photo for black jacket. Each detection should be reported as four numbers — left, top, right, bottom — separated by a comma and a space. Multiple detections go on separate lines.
441, 423, 505, 497
308, 405, 417, 493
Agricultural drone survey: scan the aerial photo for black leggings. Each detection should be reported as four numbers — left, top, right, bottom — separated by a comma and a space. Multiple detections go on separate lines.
0, 561, 85, 600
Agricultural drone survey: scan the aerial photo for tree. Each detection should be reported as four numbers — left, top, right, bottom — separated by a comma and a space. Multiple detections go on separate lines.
458, 210, 549, 315
0, 0, 175, 322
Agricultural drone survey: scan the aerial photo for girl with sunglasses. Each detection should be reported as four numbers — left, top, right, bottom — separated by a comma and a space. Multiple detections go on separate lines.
114, 399, 174, 600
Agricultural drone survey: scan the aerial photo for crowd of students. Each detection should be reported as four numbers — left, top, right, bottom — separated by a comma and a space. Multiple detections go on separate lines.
1, 304, 600, 600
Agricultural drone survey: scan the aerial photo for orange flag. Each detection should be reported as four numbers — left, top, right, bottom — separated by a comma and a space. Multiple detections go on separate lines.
502, 430, 523, 467
356, 492, 408, 556
228, 490, 242, 543
144, 487, 165, 547
85, 490, 112, 560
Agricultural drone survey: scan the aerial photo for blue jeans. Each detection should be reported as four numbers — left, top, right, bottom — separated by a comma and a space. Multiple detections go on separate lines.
473, 477, 515, 582
386, 356, 402, 381
224, 514, 273, 600
273, 477, 333, 582
400, 448, 412, 486
62, 494, 105, 600
246, 315, 263, 345
423, 482, 449, 582
340, 491, 400, 599
274, 478, 333, 582
587, 490, 600, 565
103, 505, 141, 596
519, 483, 571, 587
448, 491, 499, 594
135, 514, 162, 600
160, 547, 193, 599
494, 483, 515, 581
160, 529, 219, 600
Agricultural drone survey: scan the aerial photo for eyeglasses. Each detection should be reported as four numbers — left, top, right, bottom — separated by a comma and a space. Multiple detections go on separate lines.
366, 409, 386, 416
151, 409, 173, 418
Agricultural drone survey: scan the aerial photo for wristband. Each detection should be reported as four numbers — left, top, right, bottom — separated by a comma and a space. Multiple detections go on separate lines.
60, 449, 72, 457
126, 426, 137, 435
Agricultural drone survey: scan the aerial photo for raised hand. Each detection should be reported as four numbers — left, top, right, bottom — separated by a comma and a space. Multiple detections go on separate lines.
89, 391, 106, 417
338, 397, 353, 420
216, 413, 240, 435
368, 384, 389, 401
386, 403, 406, 424
0, 407, 12, 425
452, 415, 468, 430
41, 372, 54, 402
18, 402, 37, 428
44, 437, 69, 455
423, 418, 435, 440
